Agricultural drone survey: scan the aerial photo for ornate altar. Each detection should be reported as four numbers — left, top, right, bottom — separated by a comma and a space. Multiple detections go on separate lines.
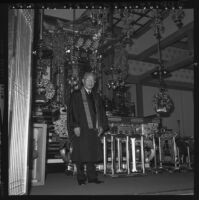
101, 115, 159, 177
158, 129, 179, 171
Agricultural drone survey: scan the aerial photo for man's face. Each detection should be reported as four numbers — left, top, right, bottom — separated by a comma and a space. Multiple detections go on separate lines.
82, 74, 95, 90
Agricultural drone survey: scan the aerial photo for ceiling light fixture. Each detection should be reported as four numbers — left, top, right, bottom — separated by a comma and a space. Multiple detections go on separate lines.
151, 9, 170, 81
151, 9, 174, 115
171, 9, 185, 29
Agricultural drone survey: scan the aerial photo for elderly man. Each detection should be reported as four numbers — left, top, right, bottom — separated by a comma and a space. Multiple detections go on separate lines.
67, 72, 108, 185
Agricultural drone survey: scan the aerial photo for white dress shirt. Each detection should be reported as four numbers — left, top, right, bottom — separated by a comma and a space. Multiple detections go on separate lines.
84, 87, 91, 94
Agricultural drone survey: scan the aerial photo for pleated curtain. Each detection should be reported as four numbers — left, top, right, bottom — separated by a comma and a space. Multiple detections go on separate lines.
8, 9, 34, 195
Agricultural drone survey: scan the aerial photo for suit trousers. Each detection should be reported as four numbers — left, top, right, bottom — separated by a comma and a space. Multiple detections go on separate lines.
76, 162, 97, 181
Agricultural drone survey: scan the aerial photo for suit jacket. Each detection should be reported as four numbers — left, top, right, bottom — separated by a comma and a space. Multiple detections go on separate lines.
67, 88, 108, 163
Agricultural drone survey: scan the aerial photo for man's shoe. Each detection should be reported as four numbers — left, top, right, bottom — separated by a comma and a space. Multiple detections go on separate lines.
77, 180, 86, 185
88, 179, 104, 184
65, 170, 73, 176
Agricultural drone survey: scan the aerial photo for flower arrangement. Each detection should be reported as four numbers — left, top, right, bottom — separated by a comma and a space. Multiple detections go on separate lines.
152, 88, 174, 114
50, 101, 60, 110
82, 39, 92, 50
37, 78, 55, 101
160, 131, 177, 140
53, 106, 68, 138
144, 138, 153, 149
53, 115, 68, 137
142, 123, 158, 137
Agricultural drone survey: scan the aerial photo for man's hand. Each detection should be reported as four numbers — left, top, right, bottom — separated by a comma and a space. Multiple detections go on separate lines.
98, 127, 103, 137
74, 127, 80, 137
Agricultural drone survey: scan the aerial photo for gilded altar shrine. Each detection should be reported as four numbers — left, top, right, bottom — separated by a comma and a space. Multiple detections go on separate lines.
100, 116, 160, 177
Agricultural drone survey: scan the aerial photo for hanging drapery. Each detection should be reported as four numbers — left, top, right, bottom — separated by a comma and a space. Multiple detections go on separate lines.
8, 9, 34, 195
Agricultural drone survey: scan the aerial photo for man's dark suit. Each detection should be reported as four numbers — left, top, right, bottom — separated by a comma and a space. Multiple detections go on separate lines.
67, 88, 108, 182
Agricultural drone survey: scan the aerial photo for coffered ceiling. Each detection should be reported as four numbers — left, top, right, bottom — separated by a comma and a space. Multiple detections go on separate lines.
44, 8, 194, 91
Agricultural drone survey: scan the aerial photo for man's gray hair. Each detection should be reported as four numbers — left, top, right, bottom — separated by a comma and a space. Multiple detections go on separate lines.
83, 72, 96, 80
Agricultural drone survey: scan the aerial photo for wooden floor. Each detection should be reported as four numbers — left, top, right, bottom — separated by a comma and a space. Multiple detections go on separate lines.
30, 169, 194, 195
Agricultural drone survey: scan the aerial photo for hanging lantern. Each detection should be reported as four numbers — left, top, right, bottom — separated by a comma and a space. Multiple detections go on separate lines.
152, 9, 165, 39
151, 10, 174, 116
152, 88, 174, 114
171, 9, 185, 29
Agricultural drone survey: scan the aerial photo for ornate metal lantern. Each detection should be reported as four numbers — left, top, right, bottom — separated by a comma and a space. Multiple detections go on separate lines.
151, 9, 174, 115
152, 88, 174, 114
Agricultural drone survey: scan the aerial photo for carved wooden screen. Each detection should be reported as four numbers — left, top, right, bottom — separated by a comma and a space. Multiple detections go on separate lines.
8, 9, 34, 195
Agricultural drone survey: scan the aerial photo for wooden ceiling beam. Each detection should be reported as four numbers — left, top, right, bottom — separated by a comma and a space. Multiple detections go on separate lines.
128, 53, 165, 64
167, 56, 193, 72
125, 74, 140, 84
184, 64, 194, 70
133, 18, 154, 38
143, 80, 193, 91
131, 10, 151, 18
113, 17, 122, 26
133, 10, 170, 39
187, 30, 193, 50
139, 55, 193, 82
171, 41, 189, 50
126, 74, 193, 91
125, 56, 193, 85
137, 22, 193, 60
132, 10, 151, 24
